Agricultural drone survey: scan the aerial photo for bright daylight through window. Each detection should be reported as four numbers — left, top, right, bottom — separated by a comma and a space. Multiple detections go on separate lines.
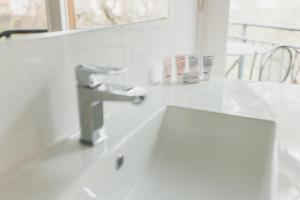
73, 0, 169, 28
0, 0, 47, 32
226, 0, 300, 84
0, 0, 168, 36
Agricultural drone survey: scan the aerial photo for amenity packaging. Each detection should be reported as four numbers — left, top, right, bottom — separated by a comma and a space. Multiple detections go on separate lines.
163, 56, 172, 84
200, 55, 214, 81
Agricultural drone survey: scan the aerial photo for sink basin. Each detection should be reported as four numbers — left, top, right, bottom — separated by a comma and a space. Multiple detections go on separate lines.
65, 106, 276, 200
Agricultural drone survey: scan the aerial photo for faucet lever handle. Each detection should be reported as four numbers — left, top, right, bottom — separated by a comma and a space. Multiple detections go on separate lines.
77, 64, 126, 75
76, 64, 126, 88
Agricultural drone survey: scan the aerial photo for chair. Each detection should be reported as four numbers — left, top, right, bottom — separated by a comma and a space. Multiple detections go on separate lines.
259, 46, 294, 83
291, 47, 300, 84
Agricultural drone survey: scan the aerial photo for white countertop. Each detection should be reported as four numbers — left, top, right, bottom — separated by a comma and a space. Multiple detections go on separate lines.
0, 79, 300, 200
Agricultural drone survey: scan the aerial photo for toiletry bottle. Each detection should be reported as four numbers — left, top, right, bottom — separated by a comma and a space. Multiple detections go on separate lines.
189, 55, 199, 73
175, 55, 186, 83
201, 55, 214, 81
163, 56, 172, 84
181, 55, 200, 84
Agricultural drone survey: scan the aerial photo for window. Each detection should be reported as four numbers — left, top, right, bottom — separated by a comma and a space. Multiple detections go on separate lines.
0, 0, 169, 39
226, 0, 300, 85
0, 0, 47, 32
72, 0, 169, 29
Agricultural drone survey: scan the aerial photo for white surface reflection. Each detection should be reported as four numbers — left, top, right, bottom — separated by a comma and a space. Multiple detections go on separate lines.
83, 187, 98, 199
278, 143, 300, 200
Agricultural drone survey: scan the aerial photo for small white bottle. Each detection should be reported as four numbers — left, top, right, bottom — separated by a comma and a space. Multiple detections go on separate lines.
163, 56, 172, 84
175, 55, 186, 83
200, 55, 214, 81
188, 55, 199, 73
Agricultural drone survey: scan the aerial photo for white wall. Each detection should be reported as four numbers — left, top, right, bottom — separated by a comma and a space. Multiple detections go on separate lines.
0, 0, 199, 175
199, 0, 231, 77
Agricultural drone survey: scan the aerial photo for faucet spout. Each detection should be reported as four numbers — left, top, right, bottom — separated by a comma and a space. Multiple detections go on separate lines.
95, 84, 146, 104
79, 84, 146, 104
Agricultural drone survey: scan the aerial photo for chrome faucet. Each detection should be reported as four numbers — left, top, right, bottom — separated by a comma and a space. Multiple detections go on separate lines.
75, 64, 146, 146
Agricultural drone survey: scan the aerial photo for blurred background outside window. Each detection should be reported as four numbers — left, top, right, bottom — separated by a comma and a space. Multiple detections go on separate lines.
226, 0, 300, 84
0, 0, 47, 32
74, 0, 169, 28
0, 0, 168, 34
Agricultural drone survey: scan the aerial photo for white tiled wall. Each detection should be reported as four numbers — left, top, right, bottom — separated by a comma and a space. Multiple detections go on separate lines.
0, 0, 198, 175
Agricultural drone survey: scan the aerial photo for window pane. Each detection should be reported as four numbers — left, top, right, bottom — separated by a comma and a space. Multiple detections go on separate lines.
74, 0, 169, 28
0, 0, 47, 32
226, 0, 300, 85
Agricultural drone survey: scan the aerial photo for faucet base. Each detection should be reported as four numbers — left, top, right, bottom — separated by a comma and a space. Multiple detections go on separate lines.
80, 129, 107, 146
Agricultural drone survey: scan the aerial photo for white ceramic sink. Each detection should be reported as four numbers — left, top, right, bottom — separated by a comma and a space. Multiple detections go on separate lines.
63, 106, 276, 200
0, 106, 275, 200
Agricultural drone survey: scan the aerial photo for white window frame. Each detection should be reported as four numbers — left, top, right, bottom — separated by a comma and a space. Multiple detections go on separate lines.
46, 0, 71, 31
